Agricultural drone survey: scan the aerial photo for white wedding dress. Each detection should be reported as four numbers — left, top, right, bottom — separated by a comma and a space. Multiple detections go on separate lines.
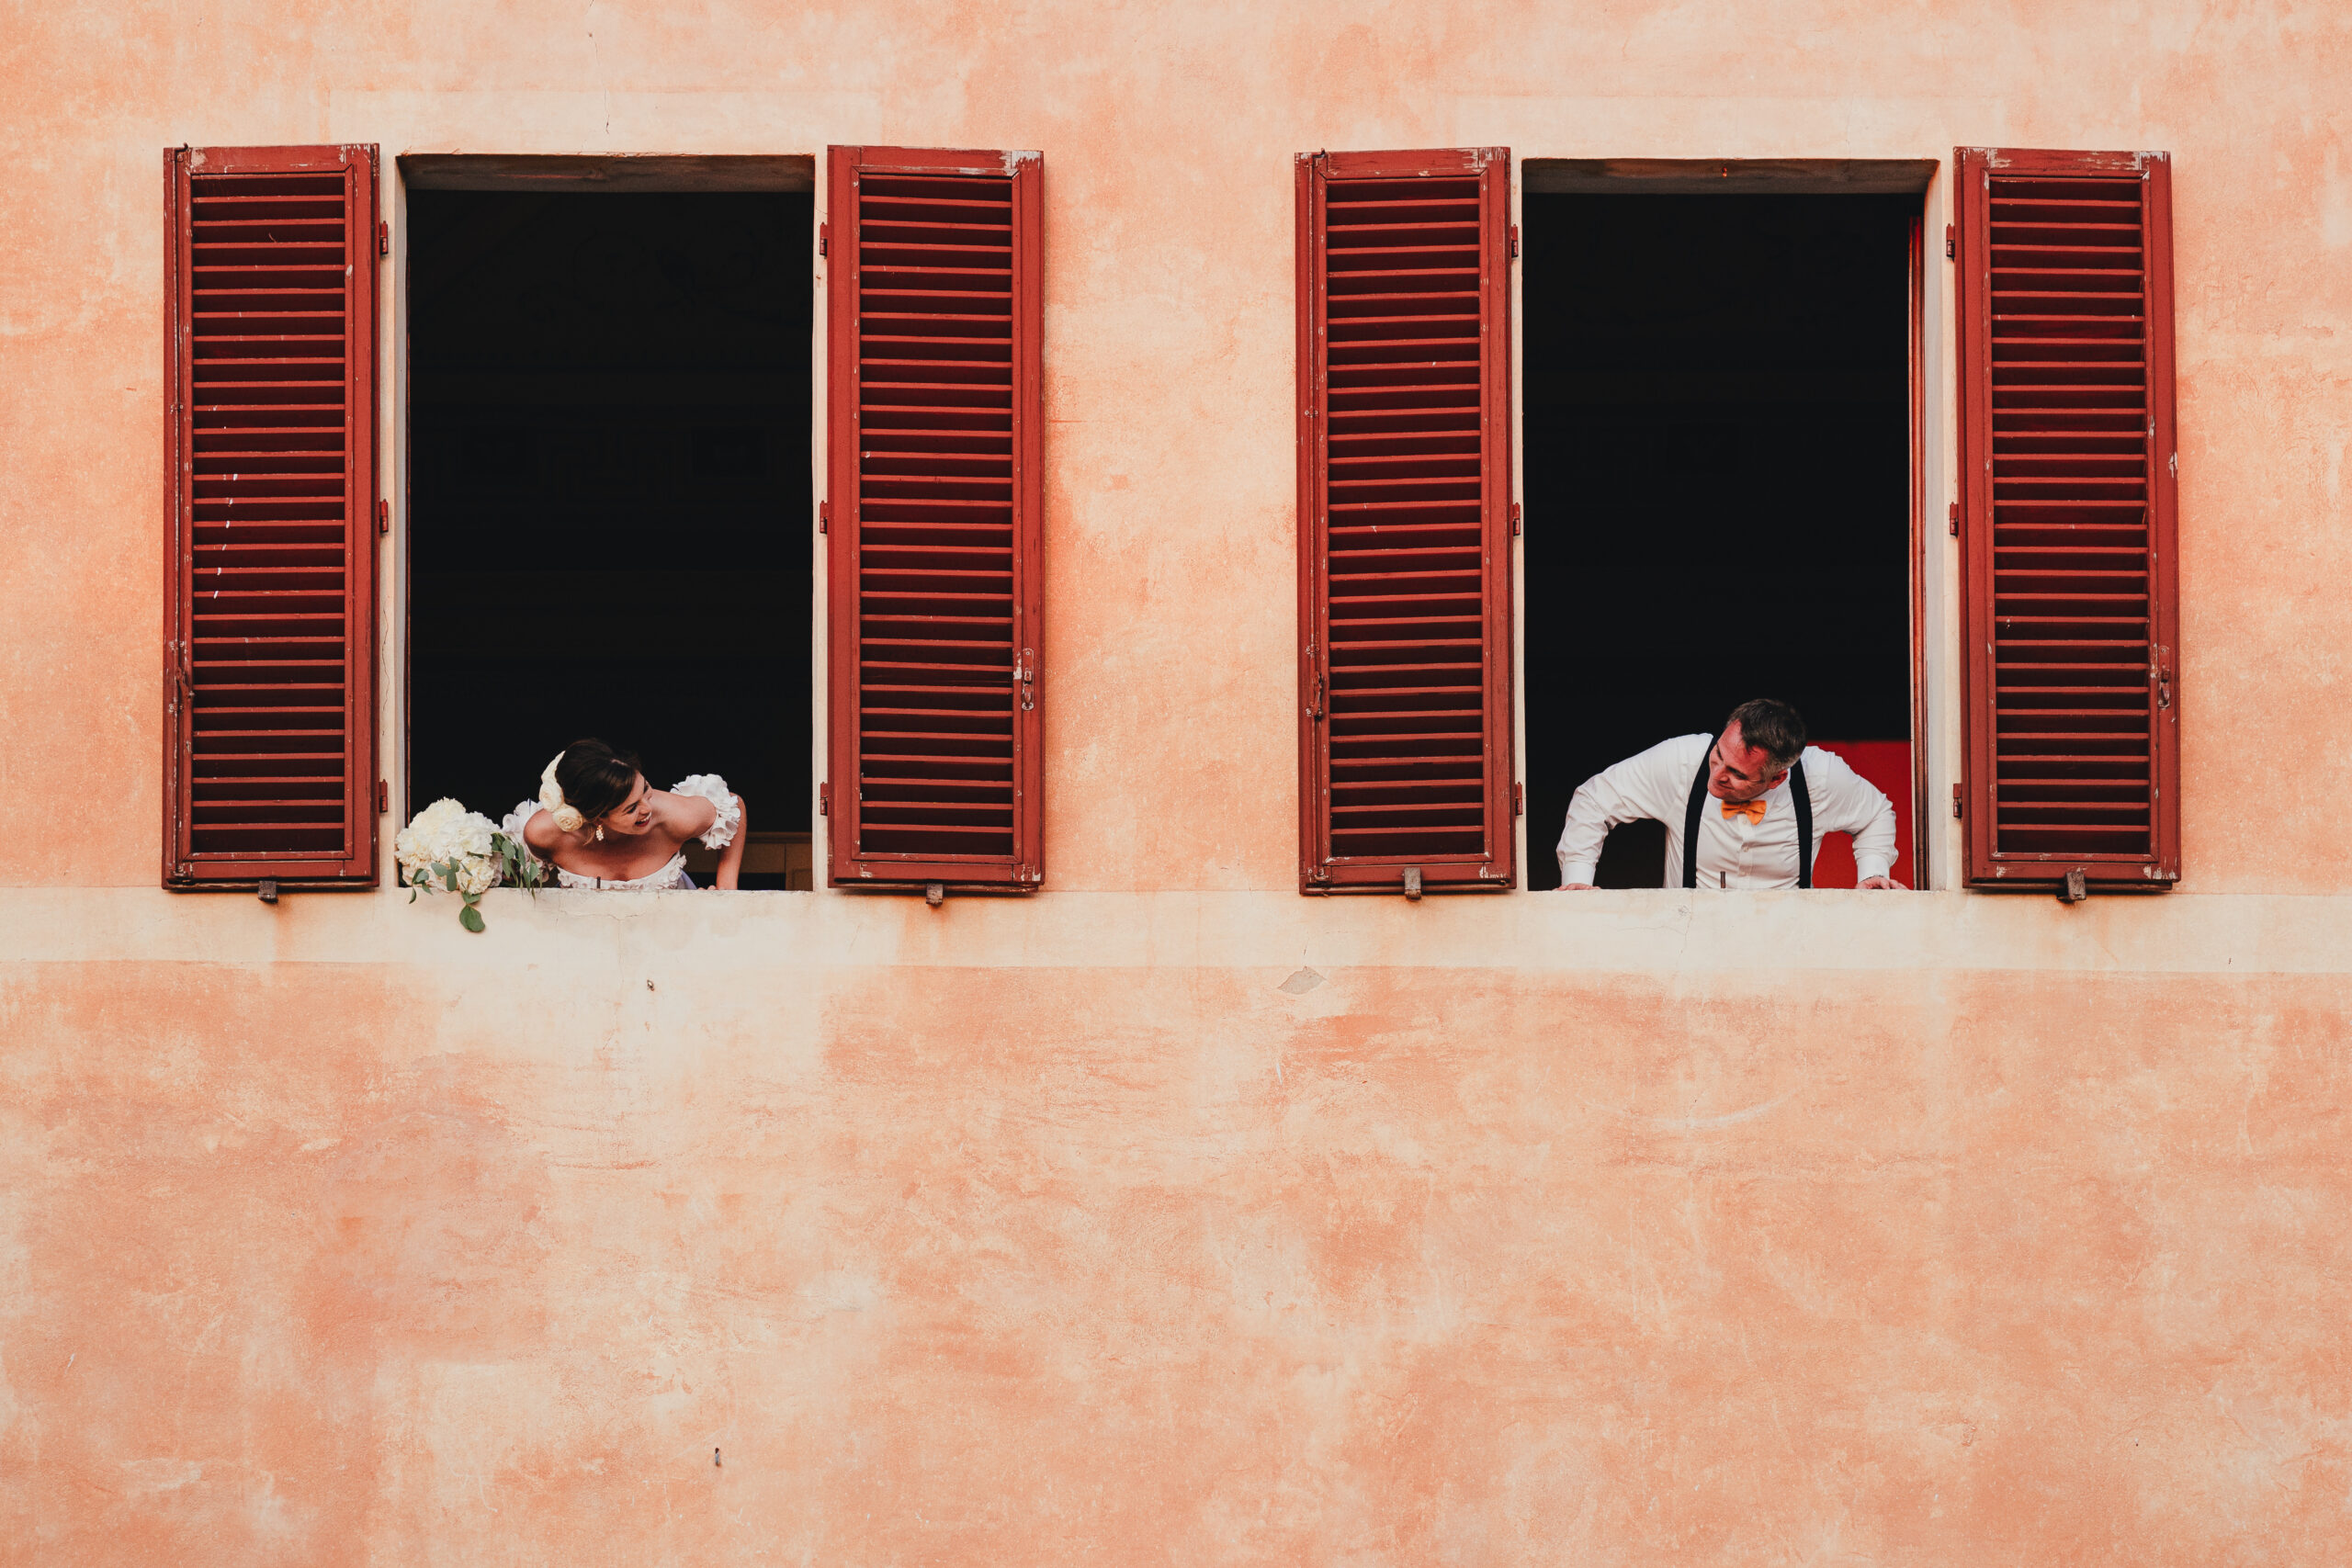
503, 774, 741, 890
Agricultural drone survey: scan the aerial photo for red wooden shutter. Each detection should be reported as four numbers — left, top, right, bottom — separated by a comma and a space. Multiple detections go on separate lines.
1295, 149, 1514, 893
164, 145, 379, 888
825, 147, 1044, 889
1956, 148, 2179, 889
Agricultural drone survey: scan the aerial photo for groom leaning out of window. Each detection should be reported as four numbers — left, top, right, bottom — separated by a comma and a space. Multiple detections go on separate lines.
1556, 698, 1905, 891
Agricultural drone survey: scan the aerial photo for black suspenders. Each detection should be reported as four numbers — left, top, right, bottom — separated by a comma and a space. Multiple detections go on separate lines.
1680, 758, 1709, 888
1681, 750, 1813, 888
1792, 761, 1813, 887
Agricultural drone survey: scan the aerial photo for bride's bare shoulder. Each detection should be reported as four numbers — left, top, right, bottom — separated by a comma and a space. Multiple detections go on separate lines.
519, 808, 562, 852
653, 787, 718, 836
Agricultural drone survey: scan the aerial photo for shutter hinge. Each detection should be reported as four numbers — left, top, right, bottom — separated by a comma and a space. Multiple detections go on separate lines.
1509, 224, 1520, 258
819, 782, 831, 817
1510, 502, 1522, 536
378, 220, 390, 257
1952, 784, 1964, 820
379, 498, 390, 535
1513, 782, 1523, 817
377, 780, 389, 814
1944, 223, 1955, 259
1948, 501, 1959, 536
818, 222, 829, 257
819, 500, 830, 535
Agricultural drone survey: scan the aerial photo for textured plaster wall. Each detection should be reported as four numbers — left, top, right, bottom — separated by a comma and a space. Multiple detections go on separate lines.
5, 891, 2351, 1562
3, 0, 2351, 1562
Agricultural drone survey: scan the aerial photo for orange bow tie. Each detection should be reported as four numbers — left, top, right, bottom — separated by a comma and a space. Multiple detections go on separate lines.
1721, 796, 1768, 826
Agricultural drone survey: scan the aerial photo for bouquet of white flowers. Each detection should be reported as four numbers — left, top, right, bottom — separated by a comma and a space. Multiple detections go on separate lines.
394, 797, 546, 931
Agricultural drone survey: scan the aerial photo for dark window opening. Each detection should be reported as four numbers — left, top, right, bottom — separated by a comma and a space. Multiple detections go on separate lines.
1522, 194, 1917, 887
409, 190, 813, 887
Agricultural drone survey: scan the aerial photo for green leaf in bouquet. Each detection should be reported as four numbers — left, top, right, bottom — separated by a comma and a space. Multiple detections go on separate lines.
459, 904, 485, 933
494, 830, 546, 896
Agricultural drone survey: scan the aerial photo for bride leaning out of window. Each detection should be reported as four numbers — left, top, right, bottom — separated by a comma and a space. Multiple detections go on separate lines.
503, 739, 747, 890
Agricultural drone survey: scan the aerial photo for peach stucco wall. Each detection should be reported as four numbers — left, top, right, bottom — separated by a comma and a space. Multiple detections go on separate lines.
4, 0, 2351, 1562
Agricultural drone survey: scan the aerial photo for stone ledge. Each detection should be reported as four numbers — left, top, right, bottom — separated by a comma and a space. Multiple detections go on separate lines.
0, 887, 2344, 976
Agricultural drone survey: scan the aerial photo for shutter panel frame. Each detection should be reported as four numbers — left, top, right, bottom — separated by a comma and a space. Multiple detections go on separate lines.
164, 144, 379, 889
825, 145, 1044, 891
1956, 146, 2180, 890
1296, 148, 1516, 894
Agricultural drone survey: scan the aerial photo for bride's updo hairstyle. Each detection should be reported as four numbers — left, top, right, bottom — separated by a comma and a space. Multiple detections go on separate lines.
553, 739, 643, 825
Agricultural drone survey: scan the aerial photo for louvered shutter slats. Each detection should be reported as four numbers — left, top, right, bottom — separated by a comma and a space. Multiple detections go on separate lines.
1325, 176, 1487, 861
167, 149, 376, 885
1988, 173, 2153, 845
1960, 149, 2178, 886
859, 172, 1013, 857
828, 149, 1042, 887
189, 171, 353, 853
1299, 151, 1513, 891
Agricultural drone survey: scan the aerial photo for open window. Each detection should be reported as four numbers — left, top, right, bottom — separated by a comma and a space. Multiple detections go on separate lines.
1520, 161, 1933, 888
403, 158, 815, 887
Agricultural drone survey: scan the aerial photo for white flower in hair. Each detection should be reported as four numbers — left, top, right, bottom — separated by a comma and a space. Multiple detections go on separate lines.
539, 752, 585, 832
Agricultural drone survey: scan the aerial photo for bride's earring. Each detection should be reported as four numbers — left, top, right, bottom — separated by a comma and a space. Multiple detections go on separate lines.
594, 824, 604, 840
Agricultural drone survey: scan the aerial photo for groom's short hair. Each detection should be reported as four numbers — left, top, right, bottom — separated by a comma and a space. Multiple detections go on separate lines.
1724, 698, 1806, 769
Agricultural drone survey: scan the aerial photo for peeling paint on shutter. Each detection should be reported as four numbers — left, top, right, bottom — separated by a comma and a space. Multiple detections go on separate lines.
1296, 149, 1514, 893
164, 145, 379, 888
1957, 148, 2180, 889
825, 147, 1044, 890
